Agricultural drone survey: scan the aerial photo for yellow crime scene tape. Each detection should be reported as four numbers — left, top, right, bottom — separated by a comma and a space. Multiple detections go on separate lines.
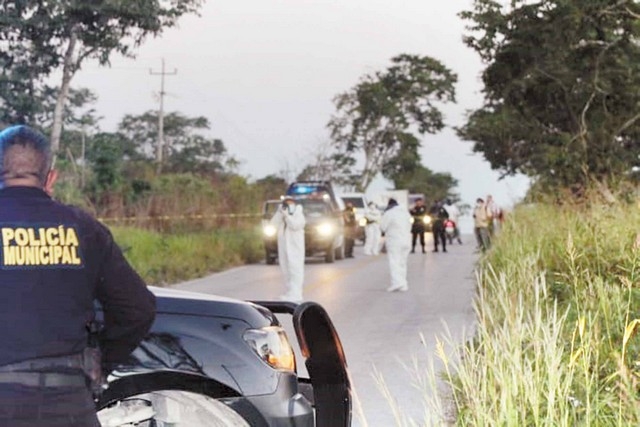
97, 213, 263, 223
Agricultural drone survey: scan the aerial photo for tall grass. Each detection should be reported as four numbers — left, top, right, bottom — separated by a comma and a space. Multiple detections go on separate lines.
111, 225, 264, 285
430, 202, 640, 426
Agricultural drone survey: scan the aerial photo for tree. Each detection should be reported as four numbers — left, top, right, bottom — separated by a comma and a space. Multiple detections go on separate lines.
0, 0, 203, 152
458, 0, 640, 197
382, 144, 460, 203
86, 132, 127, 195
118, 111, 238, 174
254, 175, 288, 201
328, 54, 457, 191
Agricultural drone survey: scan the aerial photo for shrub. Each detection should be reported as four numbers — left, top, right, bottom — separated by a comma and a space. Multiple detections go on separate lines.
432, 202, 640, 426
111, 225, 264, 285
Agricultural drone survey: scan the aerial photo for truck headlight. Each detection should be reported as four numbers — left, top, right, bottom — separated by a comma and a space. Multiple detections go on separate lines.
243, 326, 295, 371
316, 222, 334, 237
263, 224, 277, 237
423, 215, 432, 225
358, 217, 367, 227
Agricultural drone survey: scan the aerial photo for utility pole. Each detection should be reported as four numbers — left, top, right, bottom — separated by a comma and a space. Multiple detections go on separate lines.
149, 58, 177, 173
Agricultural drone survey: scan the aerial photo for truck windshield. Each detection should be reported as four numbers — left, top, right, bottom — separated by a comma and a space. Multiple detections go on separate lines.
299, 200, 330, 216
341, 197, 365, 208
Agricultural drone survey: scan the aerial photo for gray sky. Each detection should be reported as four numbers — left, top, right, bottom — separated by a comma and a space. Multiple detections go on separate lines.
73, 0, 530, 213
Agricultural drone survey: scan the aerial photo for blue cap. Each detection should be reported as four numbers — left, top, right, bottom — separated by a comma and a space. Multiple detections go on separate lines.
0, 125, 51, 189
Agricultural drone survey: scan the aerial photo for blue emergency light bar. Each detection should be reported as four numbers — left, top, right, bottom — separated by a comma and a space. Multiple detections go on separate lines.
290, 185, 317, 195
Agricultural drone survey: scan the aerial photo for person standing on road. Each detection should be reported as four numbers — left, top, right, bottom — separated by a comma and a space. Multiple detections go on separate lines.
363, 201, 381, 255
473, 197, 491, 252
380, 198, 412, 292
429, 200, 449, 253
409, 198, 428, 254
343, 202, 357, 258
0, 125, 156, 427
271, 196, 306, 302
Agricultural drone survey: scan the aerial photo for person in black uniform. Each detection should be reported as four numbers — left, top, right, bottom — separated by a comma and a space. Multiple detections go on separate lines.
0, 125, 156, 427
409, 198, 428, 253
429, 199, 449, 253
343, 202, 357, 258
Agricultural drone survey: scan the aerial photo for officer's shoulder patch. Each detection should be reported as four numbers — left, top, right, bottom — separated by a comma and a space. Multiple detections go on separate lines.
0, 223, 84, 269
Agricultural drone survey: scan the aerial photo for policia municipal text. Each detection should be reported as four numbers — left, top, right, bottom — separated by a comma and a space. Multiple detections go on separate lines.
0, 126, 156, 426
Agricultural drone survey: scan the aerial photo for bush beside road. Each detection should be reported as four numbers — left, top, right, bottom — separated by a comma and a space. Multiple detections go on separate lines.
111, 226, 264, 285
437, 201, 640, 425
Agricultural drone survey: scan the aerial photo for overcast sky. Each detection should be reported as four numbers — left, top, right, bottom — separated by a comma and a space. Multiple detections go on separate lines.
73, 0, 530, 214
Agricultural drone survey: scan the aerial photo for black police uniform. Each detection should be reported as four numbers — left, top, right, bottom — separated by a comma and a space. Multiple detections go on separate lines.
0, 186, 156, 427
430, 203, 449, 253
409, 205, 428, 253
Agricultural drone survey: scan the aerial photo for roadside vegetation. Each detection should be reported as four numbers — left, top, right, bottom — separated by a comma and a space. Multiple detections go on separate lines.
5, 2, 640, 421
111, 226, 263, 285
429, 199, 640, 426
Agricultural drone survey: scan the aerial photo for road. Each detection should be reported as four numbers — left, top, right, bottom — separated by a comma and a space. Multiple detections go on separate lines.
173, 234, 478, 426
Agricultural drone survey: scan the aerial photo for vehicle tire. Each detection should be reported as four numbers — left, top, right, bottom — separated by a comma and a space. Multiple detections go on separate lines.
98, 390, 250, 427
325, 245, 335, 263
335, 243, 345, 260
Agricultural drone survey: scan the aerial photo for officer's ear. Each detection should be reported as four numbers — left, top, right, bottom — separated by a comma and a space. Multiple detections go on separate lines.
44, 169, 58, 196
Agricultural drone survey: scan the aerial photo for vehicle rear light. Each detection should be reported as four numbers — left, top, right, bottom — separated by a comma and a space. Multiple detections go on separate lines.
243, 326, 296, 372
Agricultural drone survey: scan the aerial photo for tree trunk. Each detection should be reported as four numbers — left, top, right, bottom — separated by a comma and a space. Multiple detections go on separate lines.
50, 25, 80, 156
592, 176, 617, 204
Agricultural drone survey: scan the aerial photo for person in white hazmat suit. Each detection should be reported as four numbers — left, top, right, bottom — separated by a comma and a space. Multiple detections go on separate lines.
363, 201, 382, 255
271, 196, 306, 302
380, 198, 412, 292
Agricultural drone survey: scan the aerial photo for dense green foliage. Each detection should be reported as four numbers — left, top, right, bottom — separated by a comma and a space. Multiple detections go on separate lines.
111, 225, 264, 285
0, 0, 203, 151
118, 111, 238, 174
327, 54, 457, 191
435, 202, 640, 425
382, 150, 461, 203
458, 0, 640, 196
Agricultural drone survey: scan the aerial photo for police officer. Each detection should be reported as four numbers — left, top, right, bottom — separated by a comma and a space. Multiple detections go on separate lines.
409, 198, 428, 253
0, 126, 156, 426
430, 199, 450, 253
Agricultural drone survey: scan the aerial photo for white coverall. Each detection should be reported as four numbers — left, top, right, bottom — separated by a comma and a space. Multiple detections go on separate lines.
363, 205, 382, 255
271, 203, 306, 301
380, 204, 412, 291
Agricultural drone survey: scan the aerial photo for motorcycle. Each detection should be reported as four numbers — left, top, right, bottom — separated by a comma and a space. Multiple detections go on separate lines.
444, 219, 457, 245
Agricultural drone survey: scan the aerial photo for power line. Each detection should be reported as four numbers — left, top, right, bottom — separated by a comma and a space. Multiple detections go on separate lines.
149, 58, 177, 173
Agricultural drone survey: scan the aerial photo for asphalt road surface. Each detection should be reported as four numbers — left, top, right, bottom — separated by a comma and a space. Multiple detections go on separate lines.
173, 234, 478, 426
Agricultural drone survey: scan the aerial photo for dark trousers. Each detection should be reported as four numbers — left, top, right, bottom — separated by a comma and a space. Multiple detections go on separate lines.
433, 222, 447, 252
411, 231, 425, 251
475, 227, 491, 251
0, 384, 99, 427
345, 238, 355, 257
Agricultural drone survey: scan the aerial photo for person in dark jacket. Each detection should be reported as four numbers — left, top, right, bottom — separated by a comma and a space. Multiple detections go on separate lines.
409, 198, 428, 253
0, 125, 156, 427
429, 199, 449, 253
